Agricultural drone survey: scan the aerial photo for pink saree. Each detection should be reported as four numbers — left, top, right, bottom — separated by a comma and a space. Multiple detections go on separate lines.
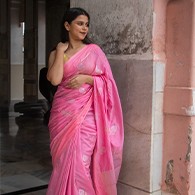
47, 44, 124, 195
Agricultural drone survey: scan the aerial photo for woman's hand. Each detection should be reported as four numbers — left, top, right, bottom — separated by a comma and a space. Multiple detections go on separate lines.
56, 42, 69, 52
66, 74, 94, 88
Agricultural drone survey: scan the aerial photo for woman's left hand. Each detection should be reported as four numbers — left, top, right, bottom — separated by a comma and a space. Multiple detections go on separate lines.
66, 74, 93, 88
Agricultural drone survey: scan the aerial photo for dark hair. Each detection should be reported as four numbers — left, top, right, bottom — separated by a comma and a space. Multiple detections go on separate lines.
61, 7, 92, 44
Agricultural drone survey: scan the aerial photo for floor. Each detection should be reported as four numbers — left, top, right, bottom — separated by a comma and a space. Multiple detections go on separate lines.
0, 107, 52, 195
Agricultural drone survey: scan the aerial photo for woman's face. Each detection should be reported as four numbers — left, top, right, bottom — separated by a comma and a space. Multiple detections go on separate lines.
65, 15, 89, 41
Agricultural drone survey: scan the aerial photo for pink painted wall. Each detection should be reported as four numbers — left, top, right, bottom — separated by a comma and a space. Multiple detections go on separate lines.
189, 2, 195, 195
162, 0, 195, 194
166, 0, 192, 87
153, 0, 168, 62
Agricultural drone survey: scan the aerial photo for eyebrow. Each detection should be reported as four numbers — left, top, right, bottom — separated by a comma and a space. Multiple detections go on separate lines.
75, 20, 88, 23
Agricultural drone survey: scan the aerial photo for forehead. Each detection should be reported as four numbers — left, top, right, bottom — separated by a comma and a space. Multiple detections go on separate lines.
73, 15, 89, 22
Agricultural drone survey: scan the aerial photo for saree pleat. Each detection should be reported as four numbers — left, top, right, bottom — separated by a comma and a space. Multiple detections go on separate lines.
47, 44, 123, 195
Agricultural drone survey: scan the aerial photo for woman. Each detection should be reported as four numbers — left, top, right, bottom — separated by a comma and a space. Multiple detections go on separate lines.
47, 7, 124, 195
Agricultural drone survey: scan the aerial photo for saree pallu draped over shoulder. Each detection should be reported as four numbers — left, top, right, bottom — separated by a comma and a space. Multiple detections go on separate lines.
47, 44, 124, 195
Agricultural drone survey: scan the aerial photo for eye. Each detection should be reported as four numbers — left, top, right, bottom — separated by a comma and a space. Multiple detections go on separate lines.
77, 21, 83, 26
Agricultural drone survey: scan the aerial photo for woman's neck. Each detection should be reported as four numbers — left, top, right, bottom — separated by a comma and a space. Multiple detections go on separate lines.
64, 40, 86, 57
68, 40, 85, 50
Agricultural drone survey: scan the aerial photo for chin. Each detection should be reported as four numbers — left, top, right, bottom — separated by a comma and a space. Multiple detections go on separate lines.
79, 37, 86, 41
79, 34, 87, 40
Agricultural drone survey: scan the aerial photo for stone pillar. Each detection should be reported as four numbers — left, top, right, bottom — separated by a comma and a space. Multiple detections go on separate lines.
162, 0, 195, 194
0, 0, 10, 114
153, 0, 168, 195
14, 0, 46, 115
23, 0, 38, 102
45, 0, 70, 65
71, 1, 154, 194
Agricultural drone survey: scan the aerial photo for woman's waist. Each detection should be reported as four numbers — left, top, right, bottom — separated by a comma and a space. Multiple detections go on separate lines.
51, 85, 93, 112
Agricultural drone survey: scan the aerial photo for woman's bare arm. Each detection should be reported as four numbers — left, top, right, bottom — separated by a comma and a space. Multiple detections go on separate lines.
47, 42, 68, 86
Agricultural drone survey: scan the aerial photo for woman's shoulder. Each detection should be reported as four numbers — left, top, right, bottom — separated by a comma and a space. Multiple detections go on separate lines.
87, 44, 108, 63
88, 43, 98, 47
88, 43, 104, 53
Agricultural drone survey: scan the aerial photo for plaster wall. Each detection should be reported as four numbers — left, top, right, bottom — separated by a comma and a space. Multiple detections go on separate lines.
71, 0, 152, 55
71, 1, 155, 194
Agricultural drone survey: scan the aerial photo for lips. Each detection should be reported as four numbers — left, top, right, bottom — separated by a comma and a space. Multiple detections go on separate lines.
80, 32, 87, 35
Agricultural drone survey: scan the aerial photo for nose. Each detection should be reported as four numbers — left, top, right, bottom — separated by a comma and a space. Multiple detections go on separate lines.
82, 25, 88, 31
